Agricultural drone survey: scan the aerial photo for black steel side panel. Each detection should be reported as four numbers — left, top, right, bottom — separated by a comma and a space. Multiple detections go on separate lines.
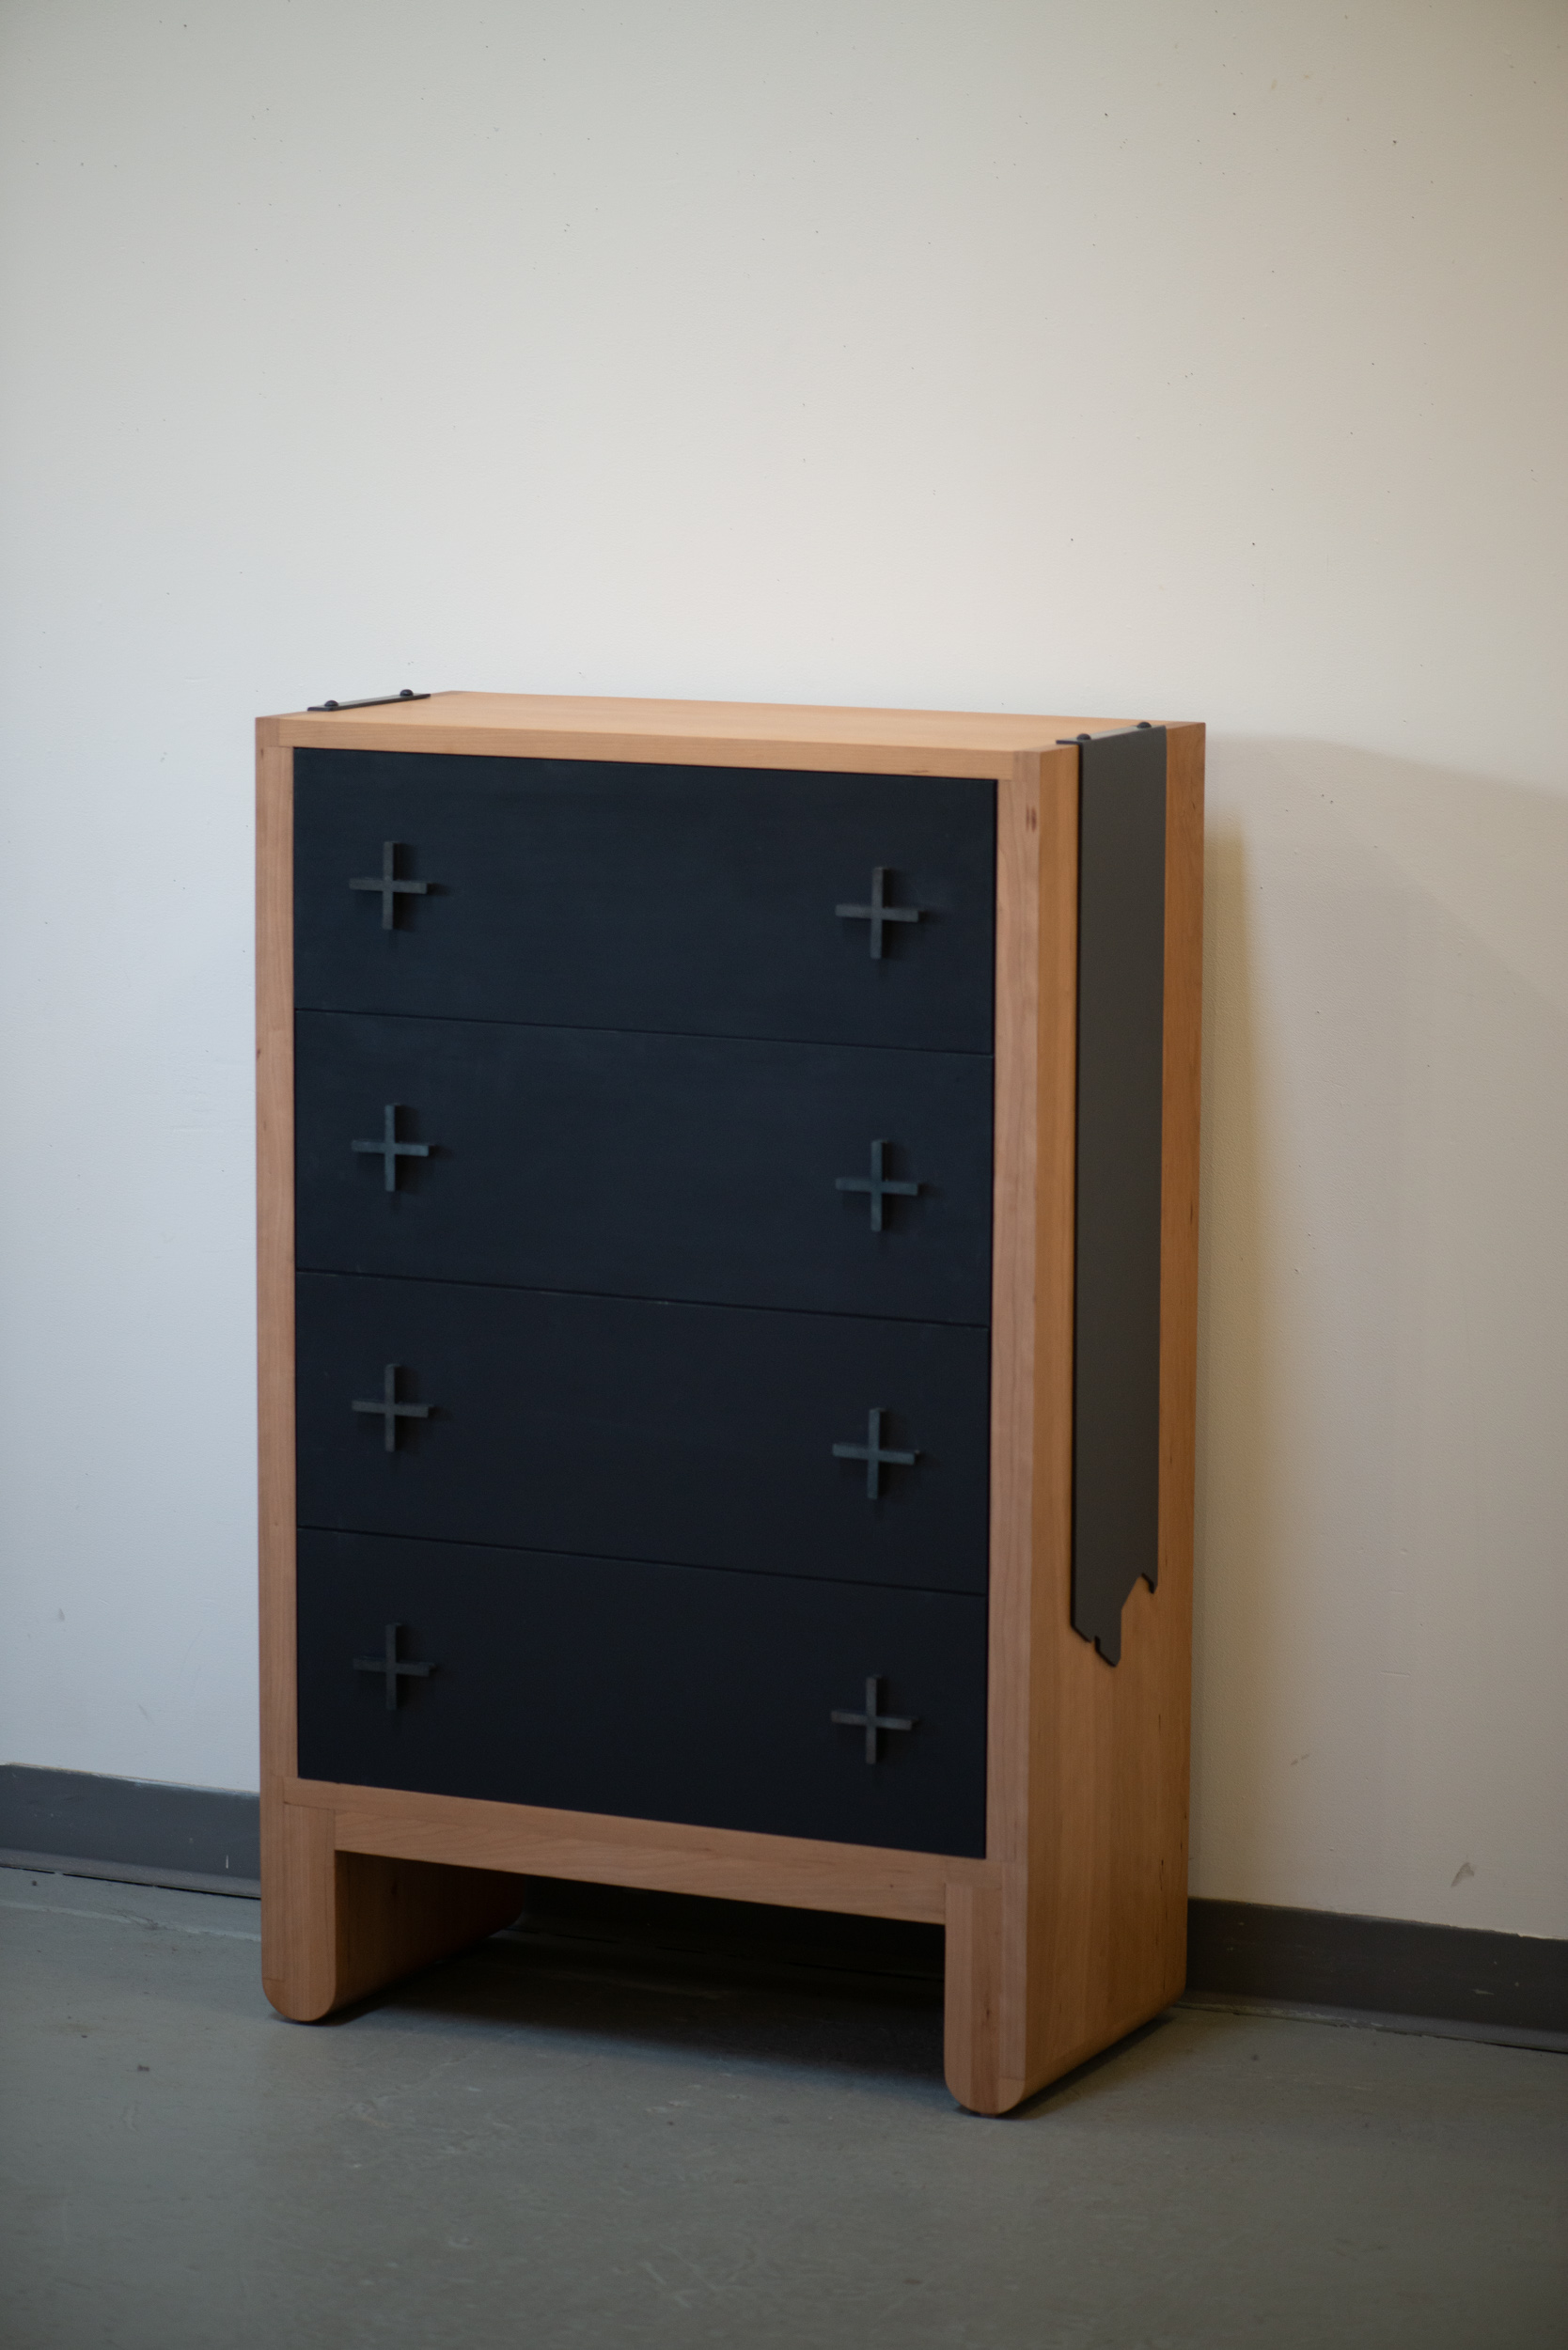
293, 751, 996, 1055
1071, 728, 1168, 1665
296, 1528, 988, 1856
296, 1272, 991, 1595
295, 1010, 993, 1326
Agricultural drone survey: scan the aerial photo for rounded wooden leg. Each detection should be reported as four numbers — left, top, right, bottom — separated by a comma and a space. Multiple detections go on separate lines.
261, 1799, 523, 2022
944, 1876, 1029, 2115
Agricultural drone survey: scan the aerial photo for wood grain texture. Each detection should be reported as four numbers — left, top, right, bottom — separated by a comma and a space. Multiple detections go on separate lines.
272, 691, 1130, 775
261, 1799, 522, 2022
291, 1777, 995, 1924
261, 1799, 333, 2019
1013, 721, 1205, 2102
980, 749, 1084, 2109
943, 1873, 1007, 2113
985, 748, 1046, 1881
1154, 721, 1205, 1976
256, 728, 297, 2003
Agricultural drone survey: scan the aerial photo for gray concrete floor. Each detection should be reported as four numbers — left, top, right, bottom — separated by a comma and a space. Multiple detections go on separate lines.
3, 1864, 1565, 2349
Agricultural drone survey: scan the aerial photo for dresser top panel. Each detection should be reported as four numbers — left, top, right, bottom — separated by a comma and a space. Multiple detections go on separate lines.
262, 691, 1144, 775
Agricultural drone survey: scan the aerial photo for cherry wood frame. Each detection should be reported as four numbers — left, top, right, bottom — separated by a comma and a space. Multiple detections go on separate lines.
257, 693, 1204, 2114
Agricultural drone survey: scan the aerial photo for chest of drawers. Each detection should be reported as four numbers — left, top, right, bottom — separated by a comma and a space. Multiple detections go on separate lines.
258, 693, 1202, 2115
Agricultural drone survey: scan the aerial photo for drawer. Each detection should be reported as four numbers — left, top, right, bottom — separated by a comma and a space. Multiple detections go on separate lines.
296, 1273, 990, 1594
296, 1528, 988, 1856
293, 752, 996, 1053
296, 1010, 993, 1325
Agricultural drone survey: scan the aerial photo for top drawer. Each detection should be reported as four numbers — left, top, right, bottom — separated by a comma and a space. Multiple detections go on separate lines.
293, 751, 996, 1053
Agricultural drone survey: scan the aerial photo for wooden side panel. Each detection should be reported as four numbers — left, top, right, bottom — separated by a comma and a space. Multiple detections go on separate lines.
985, 747, 1080, 2109
984, 751, 1043, 1881
331, 1850, 525, 2013
1019, 722, 1204, 2098
256, 726, 298, 2002
1154, 720, 1205, 1976
262, 1799, 523, 2022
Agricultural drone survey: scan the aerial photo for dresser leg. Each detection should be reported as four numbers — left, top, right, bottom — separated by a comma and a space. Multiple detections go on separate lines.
944, 1875, 1027, 2115
261, 1800, 524, 2022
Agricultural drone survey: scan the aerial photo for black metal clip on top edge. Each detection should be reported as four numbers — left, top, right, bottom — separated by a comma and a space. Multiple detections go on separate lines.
1055, 721, 1156, 745
306, 690, 432, 713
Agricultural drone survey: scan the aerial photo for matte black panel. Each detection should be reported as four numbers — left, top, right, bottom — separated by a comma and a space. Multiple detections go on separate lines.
293, 751, 996, 1053
296, 1530, 988, 1855
296, 1010, 994, 1325
297, 1274, 991, 1593
1071, 728, 1167, 1664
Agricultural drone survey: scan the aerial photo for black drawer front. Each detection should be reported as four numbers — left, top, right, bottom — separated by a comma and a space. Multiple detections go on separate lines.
297, 1273, 990, 1594
293, 752, 996, 1053
297, 1529, 987, 1856
296, 1010, 994, 1325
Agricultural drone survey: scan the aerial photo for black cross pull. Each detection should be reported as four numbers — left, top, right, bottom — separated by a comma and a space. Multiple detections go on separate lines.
836, 1138, 920, 1232
832, 1674, 918, 1764
352, 1363, 432, 1453
832, 1406, 919, 1500
350, 841, 431, 930
352, 1104, 432, 1193
353, 1622, 436, 1712
836, 868, 925, 959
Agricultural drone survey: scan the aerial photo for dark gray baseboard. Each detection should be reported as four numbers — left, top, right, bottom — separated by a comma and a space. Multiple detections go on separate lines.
1184, 1899, 1567, 2051
3, 1766, 1563, 2046
1186, 1895, 1566, 2043
0, 1764, 260, 1896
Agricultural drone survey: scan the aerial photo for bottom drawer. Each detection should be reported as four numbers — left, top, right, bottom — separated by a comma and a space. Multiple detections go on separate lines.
297, 1529, 988, 1857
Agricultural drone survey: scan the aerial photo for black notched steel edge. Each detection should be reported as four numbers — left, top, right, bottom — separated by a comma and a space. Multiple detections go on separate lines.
1069, 724, 1168, 1665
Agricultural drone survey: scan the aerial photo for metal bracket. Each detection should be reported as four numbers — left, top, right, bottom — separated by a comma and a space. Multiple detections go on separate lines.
309, 690, 431, 712
1055, 721, 1156, 745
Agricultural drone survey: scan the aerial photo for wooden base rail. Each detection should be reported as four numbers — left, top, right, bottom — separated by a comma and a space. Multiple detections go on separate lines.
262, 1782, 1176, 2114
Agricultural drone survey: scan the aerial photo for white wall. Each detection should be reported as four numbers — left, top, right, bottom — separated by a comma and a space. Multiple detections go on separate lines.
1, 0, 1562, 1936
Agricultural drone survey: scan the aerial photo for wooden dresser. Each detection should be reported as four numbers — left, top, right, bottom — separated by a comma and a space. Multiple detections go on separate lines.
257, 692, 1202, 2115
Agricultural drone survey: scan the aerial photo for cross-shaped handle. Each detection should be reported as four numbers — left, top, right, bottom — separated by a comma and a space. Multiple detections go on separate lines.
832, 1405, 920, 1500
352, 1363, 433, 1453
350, 841, 433, 930
353, 1622, 437, 1712
835, 1138, 921, 1232
831, 1674, 918, 1764
835, 868, 926, 960
352, 1104, 433, 1194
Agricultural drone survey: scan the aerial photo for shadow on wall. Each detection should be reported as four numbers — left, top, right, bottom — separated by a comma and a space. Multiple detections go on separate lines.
1189, 738, 1568, 1933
